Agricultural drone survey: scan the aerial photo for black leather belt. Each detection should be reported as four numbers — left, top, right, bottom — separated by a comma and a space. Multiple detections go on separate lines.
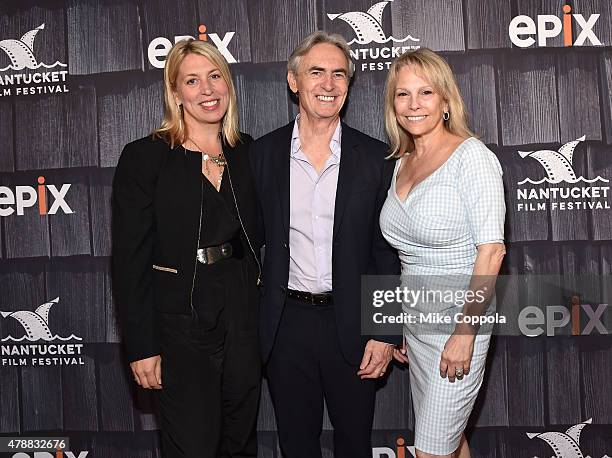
287, 289, 333, 306
197, 238, 242, 265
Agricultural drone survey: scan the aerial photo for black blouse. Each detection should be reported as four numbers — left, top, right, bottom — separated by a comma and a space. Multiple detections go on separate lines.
185, 149, 241, 248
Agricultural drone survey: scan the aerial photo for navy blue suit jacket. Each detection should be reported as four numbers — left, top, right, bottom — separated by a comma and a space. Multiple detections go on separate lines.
250, 120, 401, 365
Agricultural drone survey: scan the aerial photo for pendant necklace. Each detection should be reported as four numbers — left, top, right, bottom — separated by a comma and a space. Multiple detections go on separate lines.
188, 137, 226, 190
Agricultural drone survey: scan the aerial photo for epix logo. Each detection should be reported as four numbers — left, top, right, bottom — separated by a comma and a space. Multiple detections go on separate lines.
11, 452, 88, 458
509, 4, 602, 48
373, 437, 416, 457
0, 176, 73, 216
519, 304, 609, 337
148, 23, 237, 68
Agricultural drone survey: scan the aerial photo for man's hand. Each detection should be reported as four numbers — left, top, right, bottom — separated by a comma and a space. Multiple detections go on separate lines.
130, 355, 162, 389
393, 338, 409, 364
357, 339, 394, 379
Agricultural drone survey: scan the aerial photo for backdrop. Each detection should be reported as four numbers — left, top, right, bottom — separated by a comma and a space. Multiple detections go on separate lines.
0, 0, 611, 457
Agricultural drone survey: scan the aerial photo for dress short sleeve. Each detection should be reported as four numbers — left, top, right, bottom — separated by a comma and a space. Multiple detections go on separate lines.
457, 139, 505, 246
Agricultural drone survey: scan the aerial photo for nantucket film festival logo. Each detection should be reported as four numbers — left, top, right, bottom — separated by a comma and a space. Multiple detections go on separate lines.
0, 23, 69, 97
1, 297, 85, 367
372, 422, 611, 458
326, 0, 420, 72
515, 136, 610, 213
528, 418, 611, 458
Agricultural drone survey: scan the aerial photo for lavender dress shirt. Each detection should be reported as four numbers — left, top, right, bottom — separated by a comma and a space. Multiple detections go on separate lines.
287, 116, 342, 293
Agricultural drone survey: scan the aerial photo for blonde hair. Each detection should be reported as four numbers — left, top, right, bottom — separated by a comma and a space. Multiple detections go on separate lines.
384, 48, 475, 158
153, 39, 240, 148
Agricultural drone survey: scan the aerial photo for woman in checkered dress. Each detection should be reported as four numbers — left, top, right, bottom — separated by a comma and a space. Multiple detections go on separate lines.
379, 48, 506, 458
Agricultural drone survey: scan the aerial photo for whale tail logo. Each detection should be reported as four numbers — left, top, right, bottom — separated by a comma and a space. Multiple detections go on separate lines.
527, 418, 592, 458
326, 1, 420, 45
0, 23, 67, 71
0, 297, 82, 342
517, 135, 609, 185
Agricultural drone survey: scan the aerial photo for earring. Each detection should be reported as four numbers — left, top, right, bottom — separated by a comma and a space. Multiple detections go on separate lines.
443, 110, 450, 121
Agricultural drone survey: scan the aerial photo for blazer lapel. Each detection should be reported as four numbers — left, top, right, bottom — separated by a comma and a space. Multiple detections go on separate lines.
332, 123, 357, 241
223, 143, 239, 196
275, 122, 293, 243
181, 146, 204, 235
165, 145, 202, 270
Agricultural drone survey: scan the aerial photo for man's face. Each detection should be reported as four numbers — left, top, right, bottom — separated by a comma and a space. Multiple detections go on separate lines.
287, 43, 350, 120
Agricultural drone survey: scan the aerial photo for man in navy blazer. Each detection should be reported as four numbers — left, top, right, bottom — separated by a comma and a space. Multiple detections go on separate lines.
250, 31, 400, 458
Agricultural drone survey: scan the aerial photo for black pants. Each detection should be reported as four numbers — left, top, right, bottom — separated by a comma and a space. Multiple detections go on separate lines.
158, 312, 261, 457
266, 297, 376, 458
157, 258, 261, 458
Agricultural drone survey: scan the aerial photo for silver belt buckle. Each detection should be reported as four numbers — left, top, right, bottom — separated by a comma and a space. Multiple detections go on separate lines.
196, 248, 208, 265
196, 243, 233, 265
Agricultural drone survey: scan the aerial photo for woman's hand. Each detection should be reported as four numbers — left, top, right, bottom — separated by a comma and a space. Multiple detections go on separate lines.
130, 355, 162, 389
439, 334, 474, 383
437, 242, 504, 383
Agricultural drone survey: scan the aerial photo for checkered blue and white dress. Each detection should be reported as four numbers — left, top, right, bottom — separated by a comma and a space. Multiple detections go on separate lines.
379, 137, 505, 456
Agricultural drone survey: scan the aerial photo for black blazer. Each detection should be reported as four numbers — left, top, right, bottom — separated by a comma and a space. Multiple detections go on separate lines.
112, 133, 261, 363
250, 121, 400, 366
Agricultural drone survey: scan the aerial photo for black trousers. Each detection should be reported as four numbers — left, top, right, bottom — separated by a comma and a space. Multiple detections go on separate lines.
266, 297, 376, 458
157, 258, 261, 458
158, 311, 261, 457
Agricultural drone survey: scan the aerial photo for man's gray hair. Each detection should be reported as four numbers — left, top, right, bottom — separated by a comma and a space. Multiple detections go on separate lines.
287, 31, 355, 78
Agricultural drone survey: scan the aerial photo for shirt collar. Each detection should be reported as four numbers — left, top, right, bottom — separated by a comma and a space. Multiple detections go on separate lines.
291, 114, 342, 159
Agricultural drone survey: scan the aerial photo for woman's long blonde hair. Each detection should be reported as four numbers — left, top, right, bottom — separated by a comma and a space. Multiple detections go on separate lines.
153, 39, 240, 148
384, 48, 474, 158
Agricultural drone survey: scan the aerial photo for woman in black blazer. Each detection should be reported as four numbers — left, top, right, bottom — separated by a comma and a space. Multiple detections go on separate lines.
112, 39, 262, 458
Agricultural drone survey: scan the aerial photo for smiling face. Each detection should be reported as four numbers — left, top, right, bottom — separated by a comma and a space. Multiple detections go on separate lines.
287, 42, 349, 121
393, 65, 448, 139
173, 53, 229, 131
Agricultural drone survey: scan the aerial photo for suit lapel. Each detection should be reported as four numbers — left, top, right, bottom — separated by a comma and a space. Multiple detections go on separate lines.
275, 122, 293, 243
332, 123, 358, 241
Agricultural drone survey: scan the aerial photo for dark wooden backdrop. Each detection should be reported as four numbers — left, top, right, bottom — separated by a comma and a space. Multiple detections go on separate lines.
0, 0, 611, 456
